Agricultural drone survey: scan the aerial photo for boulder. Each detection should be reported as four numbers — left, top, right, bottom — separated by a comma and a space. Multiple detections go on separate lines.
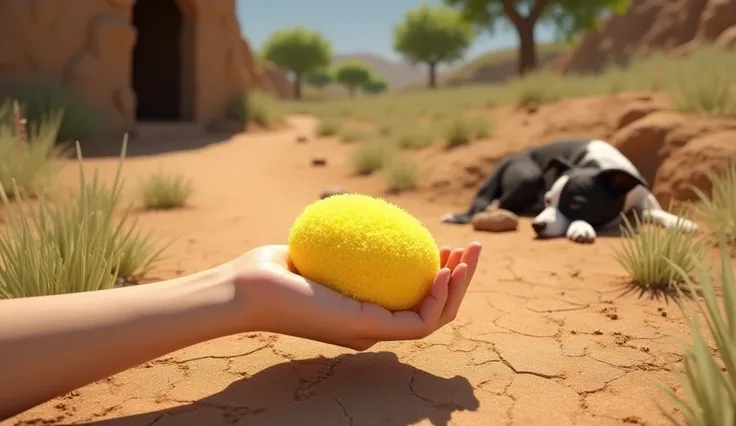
472, 209, 519, 233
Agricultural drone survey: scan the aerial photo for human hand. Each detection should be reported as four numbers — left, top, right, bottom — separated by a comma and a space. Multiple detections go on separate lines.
229, 242, 482, 351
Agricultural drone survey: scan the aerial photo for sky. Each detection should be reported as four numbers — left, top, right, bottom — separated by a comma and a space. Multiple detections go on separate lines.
236, 0, 558, 63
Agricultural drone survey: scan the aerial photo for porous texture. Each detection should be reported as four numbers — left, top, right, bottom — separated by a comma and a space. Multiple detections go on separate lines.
288, 194, 440, 311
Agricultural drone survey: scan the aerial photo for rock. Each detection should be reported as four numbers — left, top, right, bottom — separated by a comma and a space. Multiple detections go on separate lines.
715, 25, 736, 48
614, 101, 664, 130
0, 0, 284, 134
699, 0, 736, 41
311, 158, 327, 167
319, 187, 346, 199
296, 135, 308, 143
472, 209, 519, 233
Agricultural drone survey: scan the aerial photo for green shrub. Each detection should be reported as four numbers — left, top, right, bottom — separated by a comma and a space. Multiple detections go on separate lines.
669, 46, 736, 116
339, 128, 368, 143
349, 142, 389, 175
385, 159, 420, 192
691, 158, 736, 245
316, 118, 340, 136
659, 238, 736, 426
0, 105, 64, 198
0, 80, 104, 143
140, 171, 194, 210
0, 137, 167, 298
395, 130, 433, 150
443, 117, 473, 149
227, 90, 282, 127
612, 212, 706, 291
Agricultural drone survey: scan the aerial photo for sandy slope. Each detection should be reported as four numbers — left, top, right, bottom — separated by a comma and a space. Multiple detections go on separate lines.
5, 116, 695, 426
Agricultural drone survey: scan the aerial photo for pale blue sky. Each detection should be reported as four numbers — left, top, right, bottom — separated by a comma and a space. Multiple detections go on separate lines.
236, 0, 558, 62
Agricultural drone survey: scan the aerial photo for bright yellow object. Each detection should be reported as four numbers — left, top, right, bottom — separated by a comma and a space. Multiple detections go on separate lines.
288, 193, 440, 311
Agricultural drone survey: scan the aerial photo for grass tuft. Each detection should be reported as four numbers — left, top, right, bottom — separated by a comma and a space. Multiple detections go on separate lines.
690, 158, 736, 246
140, 171, 194, 210
227, 91, 282, 127
349, 142, 389, 175
385, 159, 420, 193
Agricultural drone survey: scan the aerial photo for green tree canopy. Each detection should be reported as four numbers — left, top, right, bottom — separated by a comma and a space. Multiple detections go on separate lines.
362, 77, 388, 95
393, 4, 475, 89
443, 0, 631, 75
305, 68, 334, 91
334, 61, 373, 98
261, 27, 332, 99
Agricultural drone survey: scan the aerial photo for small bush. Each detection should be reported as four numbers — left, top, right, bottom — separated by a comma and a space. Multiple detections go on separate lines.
514, 72, 561, 107
0, 137, 167, 298
316, 118, 340, 136
0, 80, 104, 143
339, 128, 368, 143
385, 159, 420, 192
395, 130, 433, 150
659, 238, 736, 426
349, 142, 389, 175
612, 212, 706, 291
0, 104, 64, 198
669, 46, 736, 116
140, 171, 194, 210
227, 91, 282, 127
470, 117, 493, 139
690, 158, 736, 245
443, 117, 473, 149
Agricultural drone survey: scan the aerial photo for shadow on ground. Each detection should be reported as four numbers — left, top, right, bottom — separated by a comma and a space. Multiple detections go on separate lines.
74, 130, 244, 158
78, 351, 479, 426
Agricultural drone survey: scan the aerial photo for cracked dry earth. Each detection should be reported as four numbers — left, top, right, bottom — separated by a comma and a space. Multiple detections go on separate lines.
5, 116, 702, 426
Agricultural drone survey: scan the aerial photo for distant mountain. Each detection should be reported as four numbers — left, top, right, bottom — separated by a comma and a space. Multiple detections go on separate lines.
332, 52, 426, 89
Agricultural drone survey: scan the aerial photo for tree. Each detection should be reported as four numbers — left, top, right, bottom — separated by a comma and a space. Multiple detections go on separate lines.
334, 61, 372, 98
443, 0, 631, 76
362, 77, 388, 95
305, 68, 334, 91
261, 27, 332, 100
393, 4, 475, 89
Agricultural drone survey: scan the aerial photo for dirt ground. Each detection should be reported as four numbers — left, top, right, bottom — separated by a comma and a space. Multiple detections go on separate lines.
4, 115, 698, 426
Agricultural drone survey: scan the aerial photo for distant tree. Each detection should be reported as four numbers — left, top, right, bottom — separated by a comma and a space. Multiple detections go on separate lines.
362, 77, 388, 95
261, 27, 332, 100
304, 68, 334, 91
334, 61, 373, 98
443, 0, 631, 76
393, 4, 475, 89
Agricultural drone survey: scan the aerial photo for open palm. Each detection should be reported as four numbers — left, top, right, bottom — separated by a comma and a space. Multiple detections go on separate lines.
234, 242, 482, 351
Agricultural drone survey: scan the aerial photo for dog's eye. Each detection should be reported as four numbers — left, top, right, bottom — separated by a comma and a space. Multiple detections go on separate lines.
544, 196, 551, 207
569, 202, 581, 210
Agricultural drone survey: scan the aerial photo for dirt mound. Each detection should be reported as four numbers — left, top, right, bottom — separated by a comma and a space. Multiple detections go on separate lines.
559, 0, 736, 74
423, 94, 736, 211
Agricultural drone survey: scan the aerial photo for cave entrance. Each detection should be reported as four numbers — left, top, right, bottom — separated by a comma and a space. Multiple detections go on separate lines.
132, 0, 194, 121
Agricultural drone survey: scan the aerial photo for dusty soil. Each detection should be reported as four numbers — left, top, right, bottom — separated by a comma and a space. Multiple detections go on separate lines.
4, 115, 706, 426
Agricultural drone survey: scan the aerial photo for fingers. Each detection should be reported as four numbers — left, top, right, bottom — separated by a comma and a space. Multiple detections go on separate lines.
439, 246, 451, 268
439, 263, 470, 325
460, 242, 482, 284
444, 248, 464, 271
418, 267, 451, 332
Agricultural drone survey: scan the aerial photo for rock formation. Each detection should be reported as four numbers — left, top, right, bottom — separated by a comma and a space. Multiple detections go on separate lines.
559, 0, 736, 74
0, 0, 273, 137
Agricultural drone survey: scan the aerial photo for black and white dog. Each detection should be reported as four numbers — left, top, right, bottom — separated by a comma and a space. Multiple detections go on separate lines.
440, 138, 698, 243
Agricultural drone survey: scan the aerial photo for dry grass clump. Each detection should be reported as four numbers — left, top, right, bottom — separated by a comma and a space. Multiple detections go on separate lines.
612, 212, 705, 292
443, 115, 490, 149
395, 129, 433, 150
690, 158, 736, 246
227, 90, 283, 128
139, 171, 194, 210
316, 117, 341, 137
349, 141, 390, 175
667, 46, 736, 117
0, 101, 64, 198
385, 158, 420, 193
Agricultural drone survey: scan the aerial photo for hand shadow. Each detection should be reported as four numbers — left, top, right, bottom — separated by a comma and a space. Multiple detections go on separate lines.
78, 351, 479, 426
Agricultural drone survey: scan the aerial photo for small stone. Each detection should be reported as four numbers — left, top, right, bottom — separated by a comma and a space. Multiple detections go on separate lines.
311, 157, 327, 167
320, 187, 345, 199
471, 209, 519, 232
296, 135, 308, 143
661, 311, 667, 318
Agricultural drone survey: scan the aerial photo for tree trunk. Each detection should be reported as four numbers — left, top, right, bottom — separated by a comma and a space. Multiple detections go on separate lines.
427, 61, 438, 89
517, 21, 537, 76
348, 86, 356, 98
294, 72, 302, 100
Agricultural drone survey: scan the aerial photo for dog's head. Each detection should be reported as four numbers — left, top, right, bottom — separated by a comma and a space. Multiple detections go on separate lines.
531, 157, 647, 238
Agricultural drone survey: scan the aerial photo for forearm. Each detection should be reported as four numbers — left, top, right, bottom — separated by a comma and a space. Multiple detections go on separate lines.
0, 265, 240, 420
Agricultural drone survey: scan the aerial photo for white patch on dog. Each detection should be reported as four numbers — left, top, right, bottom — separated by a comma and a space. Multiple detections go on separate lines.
584, 140, 642, 178
566, 220, 596, 243
532, 175, 570, 238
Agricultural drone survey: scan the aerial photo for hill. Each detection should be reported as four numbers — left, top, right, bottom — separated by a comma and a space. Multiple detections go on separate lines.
332, 52, 425, 88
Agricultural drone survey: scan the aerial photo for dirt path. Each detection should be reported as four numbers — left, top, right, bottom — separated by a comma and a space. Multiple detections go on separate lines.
6, 116, 691, 426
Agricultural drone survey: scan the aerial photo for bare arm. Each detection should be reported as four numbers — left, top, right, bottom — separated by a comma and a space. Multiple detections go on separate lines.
0, 264, 240, 419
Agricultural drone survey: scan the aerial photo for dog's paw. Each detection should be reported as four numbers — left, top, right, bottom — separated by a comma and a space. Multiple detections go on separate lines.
440, 213, 457, 223
669, 217, 699, 233
567, 220, 596, 244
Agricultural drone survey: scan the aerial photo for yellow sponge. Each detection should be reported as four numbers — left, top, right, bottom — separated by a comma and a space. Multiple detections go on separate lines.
288, 193, 440, 311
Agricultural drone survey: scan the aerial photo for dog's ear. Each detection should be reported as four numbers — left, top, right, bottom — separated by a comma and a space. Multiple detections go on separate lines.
544, 157, 573, 175
596, 169, 647, 197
